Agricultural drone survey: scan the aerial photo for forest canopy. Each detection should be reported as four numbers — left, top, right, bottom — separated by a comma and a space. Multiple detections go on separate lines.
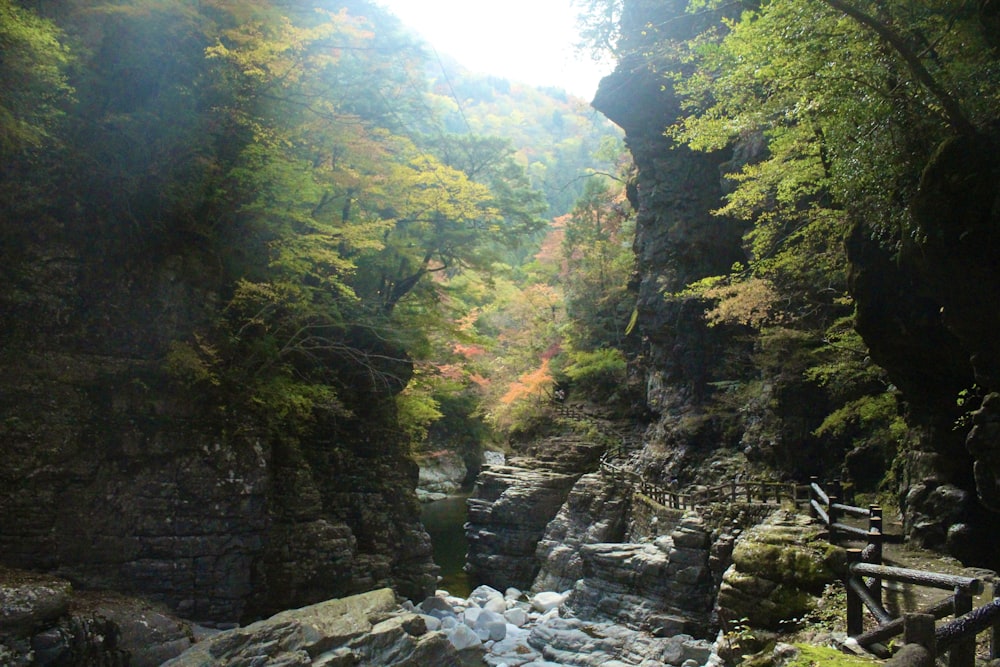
0, 0, 624, 449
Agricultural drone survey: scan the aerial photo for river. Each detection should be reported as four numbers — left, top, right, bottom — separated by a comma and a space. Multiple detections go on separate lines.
420, 494, 472, 598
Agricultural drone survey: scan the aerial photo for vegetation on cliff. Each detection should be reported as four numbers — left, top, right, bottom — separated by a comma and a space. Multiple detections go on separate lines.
583, 0, 1000, 563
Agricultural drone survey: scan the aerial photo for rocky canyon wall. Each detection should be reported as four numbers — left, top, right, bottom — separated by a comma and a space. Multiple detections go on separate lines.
0, 229, 436, 623
593, 0, 1000, 566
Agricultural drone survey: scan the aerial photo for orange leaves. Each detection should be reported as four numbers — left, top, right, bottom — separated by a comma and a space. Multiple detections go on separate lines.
453, 342, 487, 359
499, 359, 552, 406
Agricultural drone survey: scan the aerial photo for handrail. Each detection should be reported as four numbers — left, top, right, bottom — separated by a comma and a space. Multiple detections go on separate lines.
601, 457, 799, 510
811, 482, 829, 506
832, 502, 871, 518
936, 598, 1000, 652
808, 477, 999, 667
854, 596, 956, 647
849, 562, 983, 595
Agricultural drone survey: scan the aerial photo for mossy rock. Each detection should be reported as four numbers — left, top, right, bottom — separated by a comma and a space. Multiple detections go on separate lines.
731, 541, 836, 594
742, 643, 878, 667
786, 644, 878, 667
719, 577, 817, 631
719, 511, 841, 631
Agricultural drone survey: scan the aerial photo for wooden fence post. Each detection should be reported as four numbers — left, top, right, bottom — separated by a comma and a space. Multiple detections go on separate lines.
904, 613, 937, 657
992, 581, 1000, 660
831, 479, 843, 505
950, 586, 975, 667
828, 490, 840, 544
867, 505, 884, 607
847, 548, 864, 636
731, 480, 737, 503
809, 477, 819, 519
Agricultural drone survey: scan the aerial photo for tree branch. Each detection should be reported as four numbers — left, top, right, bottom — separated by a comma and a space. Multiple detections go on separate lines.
819, 0, 977, 137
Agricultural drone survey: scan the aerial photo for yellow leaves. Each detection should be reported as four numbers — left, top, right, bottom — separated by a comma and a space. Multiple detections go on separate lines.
206, 9, 370, 90
385, 151, 498, 227
701, 277, 783, 328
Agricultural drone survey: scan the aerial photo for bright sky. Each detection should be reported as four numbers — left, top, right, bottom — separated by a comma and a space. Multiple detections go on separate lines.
376, 0, 612, 100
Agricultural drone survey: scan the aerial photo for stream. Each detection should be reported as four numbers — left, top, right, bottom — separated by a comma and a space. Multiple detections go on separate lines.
420, 493, 472, 597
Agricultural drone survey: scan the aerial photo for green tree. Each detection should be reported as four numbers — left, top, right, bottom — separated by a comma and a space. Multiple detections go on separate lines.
0, 0, 73, 155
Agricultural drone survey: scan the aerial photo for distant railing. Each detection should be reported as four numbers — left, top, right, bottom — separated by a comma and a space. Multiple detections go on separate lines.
600, 456, 799, 510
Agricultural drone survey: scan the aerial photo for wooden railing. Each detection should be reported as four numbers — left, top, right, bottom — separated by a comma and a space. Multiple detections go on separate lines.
600, 455, 799, 510
810, 478, 1000, 667
807, 476, 903, 544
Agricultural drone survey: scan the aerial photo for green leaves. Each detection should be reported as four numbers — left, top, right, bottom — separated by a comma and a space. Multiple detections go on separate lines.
0, 0, 74, 154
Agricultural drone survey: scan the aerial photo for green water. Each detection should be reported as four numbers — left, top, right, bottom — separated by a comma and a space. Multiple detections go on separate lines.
421, 494, 472, 598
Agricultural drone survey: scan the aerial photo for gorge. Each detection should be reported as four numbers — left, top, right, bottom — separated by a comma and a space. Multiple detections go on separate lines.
3, 0, 1000, 665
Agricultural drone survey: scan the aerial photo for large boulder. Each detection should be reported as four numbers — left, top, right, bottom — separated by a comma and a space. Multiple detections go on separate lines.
716, 511, 840, 631
162, 588, 464, 667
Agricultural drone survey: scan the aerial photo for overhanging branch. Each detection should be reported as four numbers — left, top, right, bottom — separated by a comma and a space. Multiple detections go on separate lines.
819, 0, 978, 137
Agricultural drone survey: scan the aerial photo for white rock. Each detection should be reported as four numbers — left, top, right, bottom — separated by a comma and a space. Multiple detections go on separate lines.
419, 595, 455, 618
445, 595, 469, 608
470, 584, 504, 605
504, 587, 523, 600
440, 616, 458, 630
419, 614, 441, 632
537, 607, 560, 622
474, 609, 507, 642
463, 606, 483, 627
484, 596, 508, 614
530, 591, 566, 613
503, 607, 528, 627
447, 623, 482, 651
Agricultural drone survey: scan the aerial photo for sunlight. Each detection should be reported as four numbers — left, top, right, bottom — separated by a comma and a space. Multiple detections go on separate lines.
375, 0, 611, 99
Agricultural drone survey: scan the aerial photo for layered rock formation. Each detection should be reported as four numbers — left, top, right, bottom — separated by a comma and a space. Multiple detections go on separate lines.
532, 473, 631, 593
465, 465, 583, 591
465, 436, 606, 591
566, 514, 716, 638
0, 240, 436, 623
0, 566, 194, 666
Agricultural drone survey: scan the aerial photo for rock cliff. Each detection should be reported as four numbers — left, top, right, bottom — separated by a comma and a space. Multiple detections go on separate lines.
593, 0, 1000, 569
0, 236, 436, 623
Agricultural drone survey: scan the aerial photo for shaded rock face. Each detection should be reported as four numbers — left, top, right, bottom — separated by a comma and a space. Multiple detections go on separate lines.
532, 473, 631, 593
0, 241, 436, 623
0, 567, 194, 667
566, 514, 716, 638
593, 0, 747, 417
846, 133, 1000, 563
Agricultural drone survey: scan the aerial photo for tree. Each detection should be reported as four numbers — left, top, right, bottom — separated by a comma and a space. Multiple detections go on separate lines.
0, 0, 73, 156
560, 177, 634, 350
672, 0, 999, 248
